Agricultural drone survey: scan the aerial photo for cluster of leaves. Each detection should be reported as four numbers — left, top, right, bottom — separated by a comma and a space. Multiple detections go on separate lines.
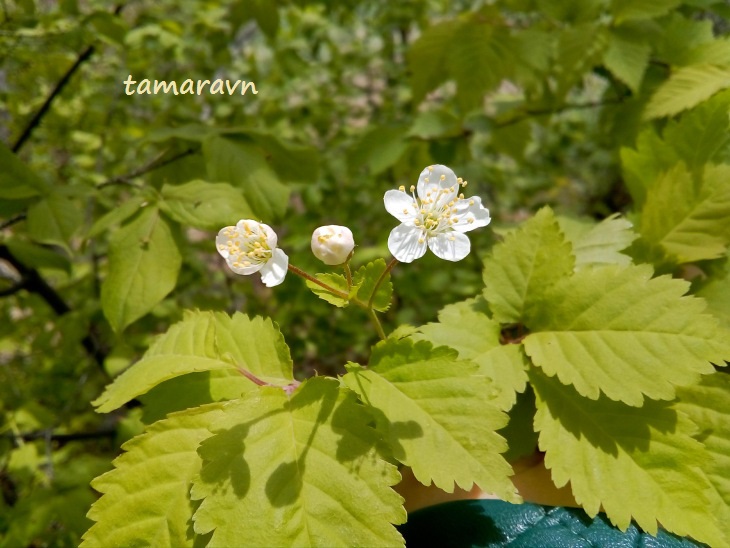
2, 0, 730, 545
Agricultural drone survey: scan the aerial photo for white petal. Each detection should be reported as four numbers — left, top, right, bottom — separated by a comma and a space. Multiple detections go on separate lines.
228, 257, 264, 276
451, 196, 491, 233
428, 231, 471, 262
417, 165, 458, 207
260, 222, 278, 250
259, 248, 288, 287
388, 224, 428, 263
384, 190, 417, 223
216, 226, 239, 259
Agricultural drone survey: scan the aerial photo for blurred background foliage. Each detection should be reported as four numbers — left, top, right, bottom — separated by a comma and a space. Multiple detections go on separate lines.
1, 0, 730, 544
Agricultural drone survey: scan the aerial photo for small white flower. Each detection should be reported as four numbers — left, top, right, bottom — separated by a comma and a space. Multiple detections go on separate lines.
311, 225, 355, 265
384, 165, 490, 263
216, 220, 288, 287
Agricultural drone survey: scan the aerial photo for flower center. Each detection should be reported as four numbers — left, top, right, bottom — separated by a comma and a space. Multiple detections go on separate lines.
220, 225, 272, 269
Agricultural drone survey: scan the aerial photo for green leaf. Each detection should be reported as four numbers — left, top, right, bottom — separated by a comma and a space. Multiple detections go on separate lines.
407, 20, 458, 105
160, 179, 253, 231
5, 239, 70, 272
639, 163, 730, 263
0, 141, 46, 199
644, 64, 730, 119
229, 129, 320, 184
408, 110, 461, 140
524, 264, 726, 406
450, 17, 511, 111
663, 90, 730, 173
87, 196, 146, 239
93, 311, 293, 413
676, 373, 730, 541
697, 254, 730, 329
347, 125, 409, 176
611, 0, 680, 23
414, 298, 528, 410
100, 207, 181, 333
26, 190, 82, 253
86, 11, 127, 45
139, 370, 253, 424
305, 273, 353, 307
620, 128, 678, 208
82, 404, 223, 547
603, 29, 650, 93
191, 378, 406, 547
342, 338, 519, 501
557, 214, 636, 269
353, 259, 393, 312
530, 369, 726, 546
553, 23, 608, 97
202, 135, 290, 220
483, 207, 575, 325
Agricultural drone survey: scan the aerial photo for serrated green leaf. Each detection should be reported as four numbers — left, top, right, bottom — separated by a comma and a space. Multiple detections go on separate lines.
160, 180, 253, 231
450, 17, 510, 111
202, 135, 290, 220
342, 338, 519, 501
554, 23, 608, 97
620, 128, 679, 207
82, 404, 223, 547
100, 207, 181, 333
0, 141, 46, 199
305, 272, 353, 307
26, 191, 82, 253
611, 0, 680, 23
407, 20, 458, 105
640, 163, 730, 263
676, 373, 730, 541
93, 311, 293, 413
484, 207, 574, 325
663, 90, 730, 172
524, 264, 726, 406
353, 259, 393, 312
191, 378, 405, 547
697, 254, 730, 329
644, 64, 730, 119
530, 369, 725, 546
557, 214, 636, 269
414, 298, 528, 410
87, 196, 146, 239
603, 29, 650, 93
139, 370, 253, 424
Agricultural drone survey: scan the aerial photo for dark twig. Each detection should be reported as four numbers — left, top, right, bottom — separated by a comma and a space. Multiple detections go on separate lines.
9, 4, 124, 153
496, 97, 626, 128
0, 214, 26, 231
5, 427, 116, 444
0, 244, 107, 369
0, 281, 26, 297
11, 45, 95, 153
97, 147, 197, 188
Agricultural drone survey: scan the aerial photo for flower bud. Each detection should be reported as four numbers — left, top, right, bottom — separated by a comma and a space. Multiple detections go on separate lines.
311, 225, 355, 265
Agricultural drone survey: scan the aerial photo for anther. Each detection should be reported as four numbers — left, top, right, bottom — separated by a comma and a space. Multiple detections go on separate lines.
399, 185, 405, 192
440, 174, 446, 181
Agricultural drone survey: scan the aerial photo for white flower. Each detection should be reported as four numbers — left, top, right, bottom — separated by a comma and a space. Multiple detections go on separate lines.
311, 225, 355, 265
216, 220, 288, 287
384, 165, 491, 263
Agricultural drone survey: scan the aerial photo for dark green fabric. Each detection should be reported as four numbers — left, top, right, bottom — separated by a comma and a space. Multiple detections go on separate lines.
398, 499, 704, 547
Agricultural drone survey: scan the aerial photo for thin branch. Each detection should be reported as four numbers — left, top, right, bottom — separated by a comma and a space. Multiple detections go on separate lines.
11, 45, 95, 153
97, 146, 197, 188
0, 281, 25, 297
9, 4, 124, 153
4, 427, 116, 444
496, 97, 626, 128
0, 244, 108, 370
0, 213, 26, 231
